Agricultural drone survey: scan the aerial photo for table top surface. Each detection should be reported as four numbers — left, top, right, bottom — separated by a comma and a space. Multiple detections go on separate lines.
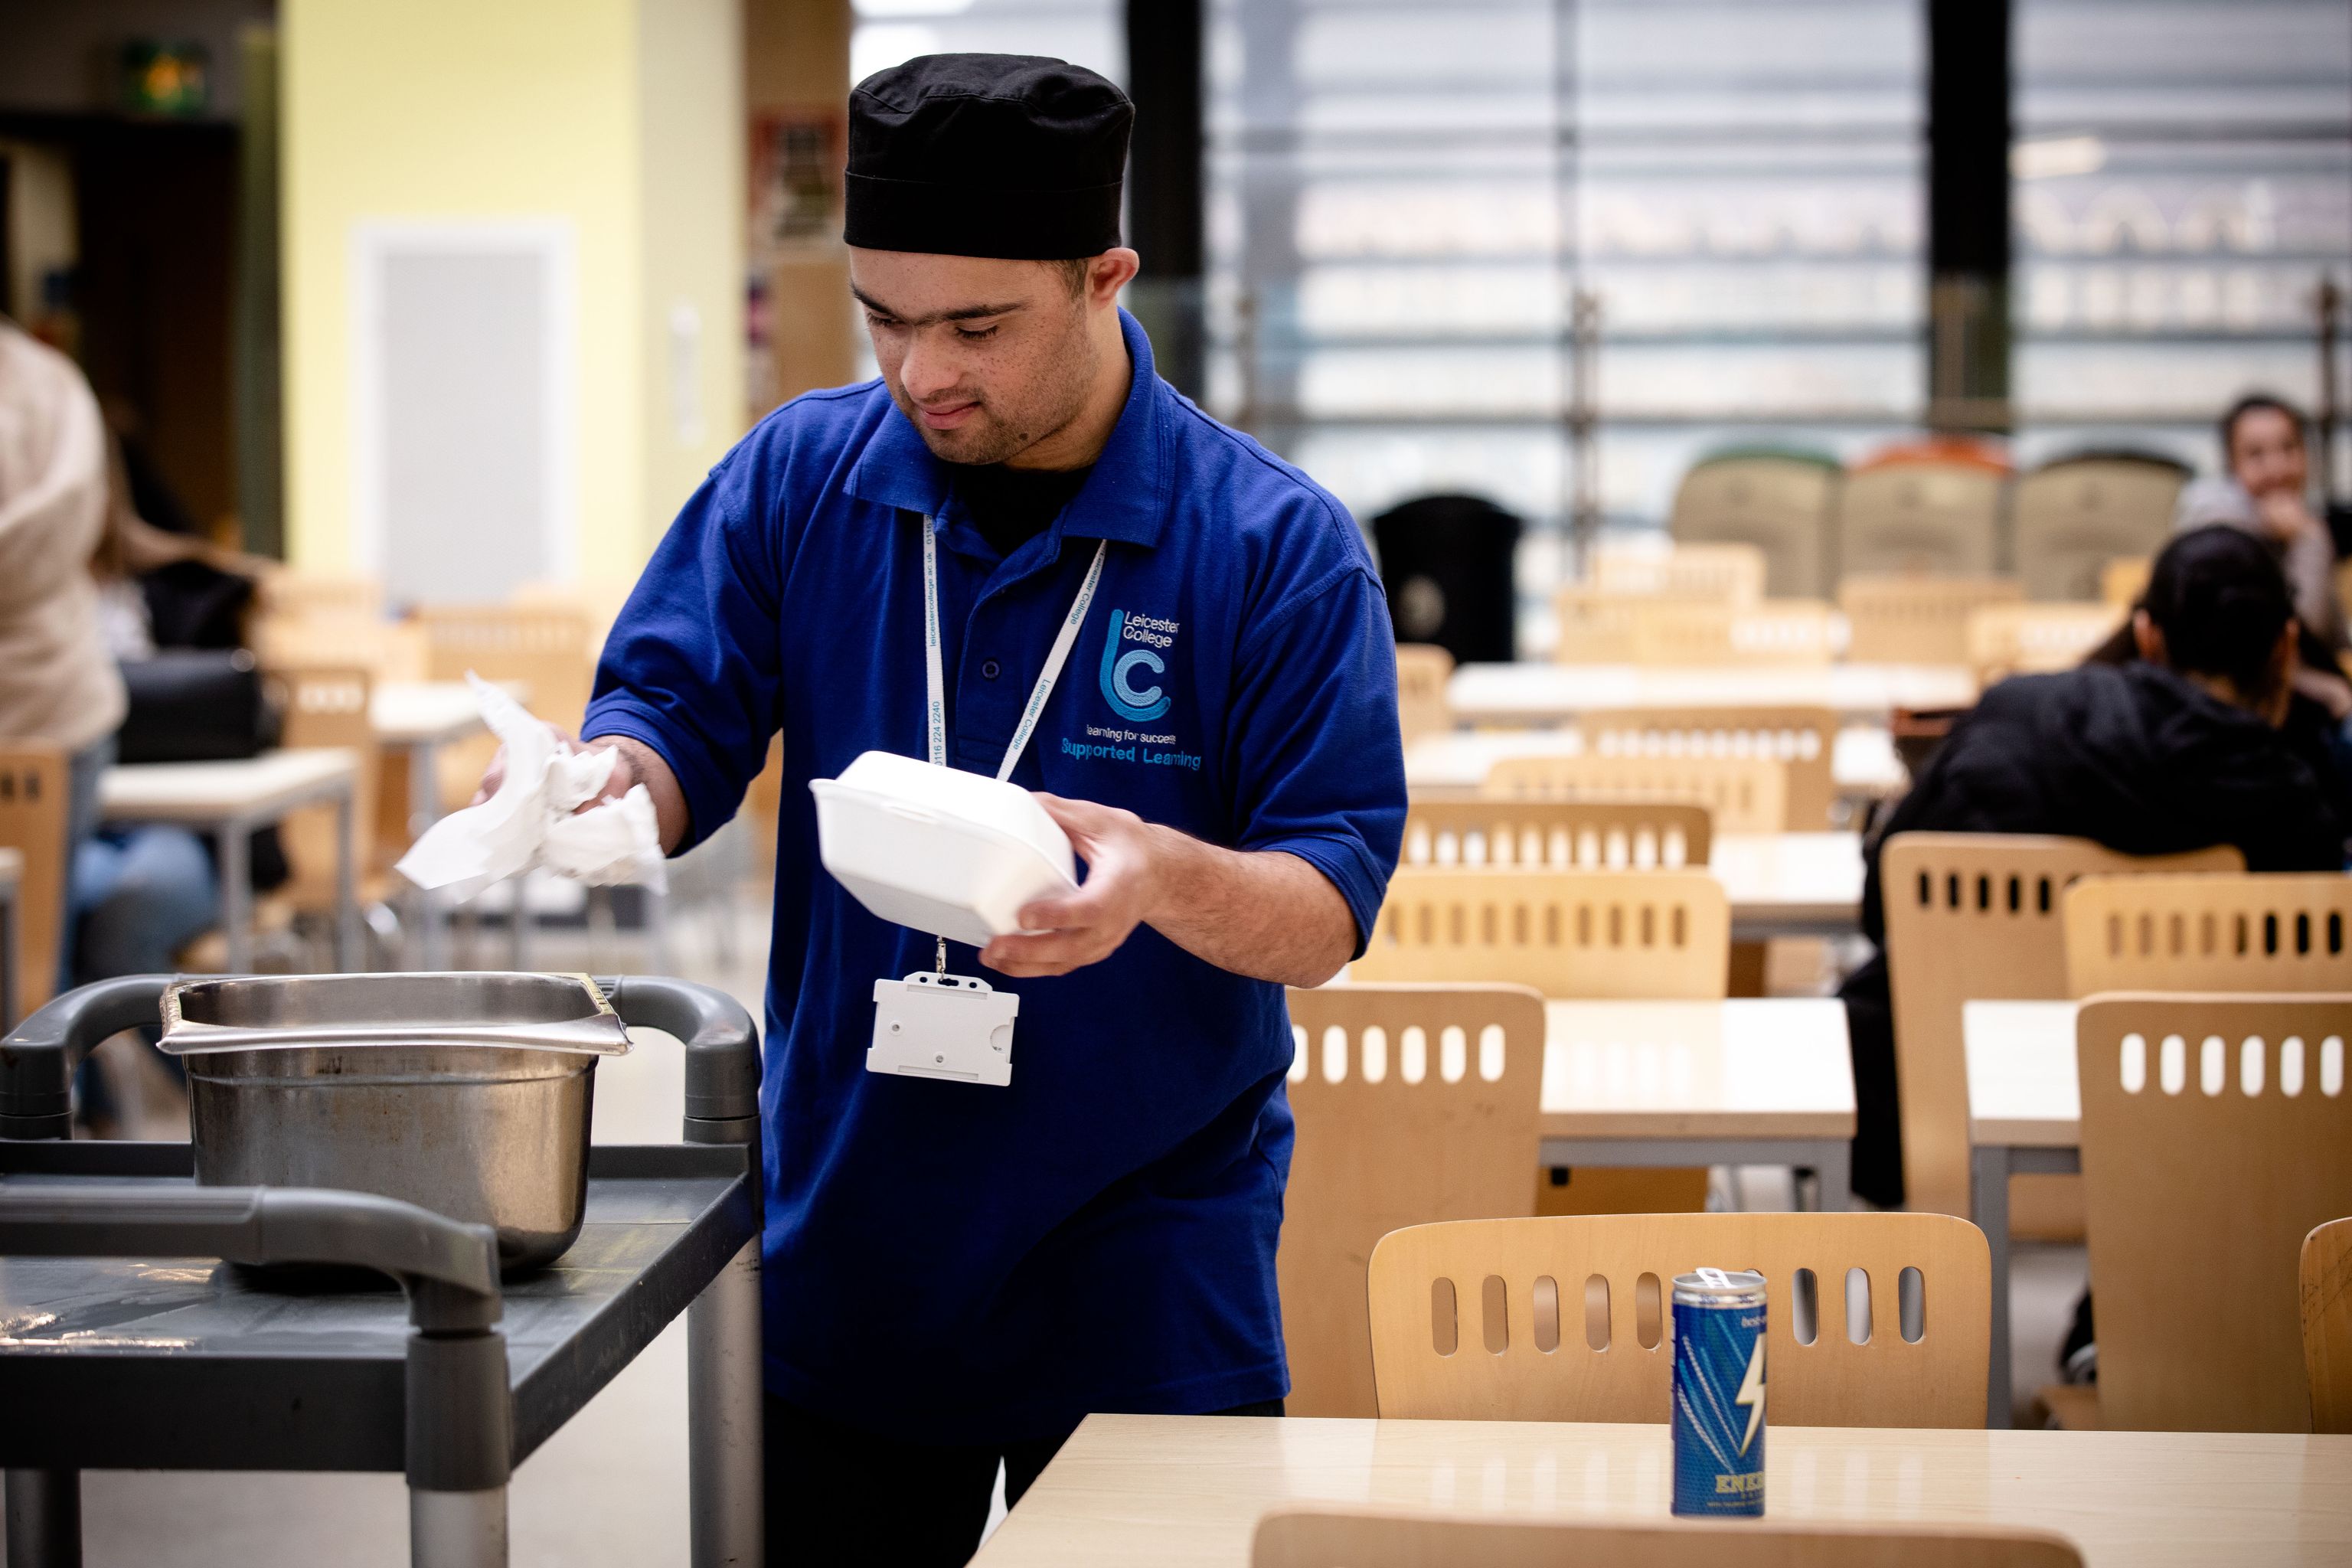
1543, 998, 1854, 1140
1709, 832, 1864, 923
0, 1142, 754, 1472
1965, 999, 2082, 1148
100, 748, 358, 823
1404, 727, 1906, 796
1448, 662, 1979, 722
371, 680, 490, 744
972, 1413, 2352, 1567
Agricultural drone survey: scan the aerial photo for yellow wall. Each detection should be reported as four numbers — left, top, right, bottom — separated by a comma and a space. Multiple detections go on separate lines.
639, 0, 746, 547
283, 0, 744, 584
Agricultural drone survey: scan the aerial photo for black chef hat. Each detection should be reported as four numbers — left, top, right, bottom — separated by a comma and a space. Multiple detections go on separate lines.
844, 54, 1132, 260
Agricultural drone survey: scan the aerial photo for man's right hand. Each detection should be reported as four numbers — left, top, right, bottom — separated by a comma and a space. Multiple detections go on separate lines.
468, 729, 691, 854
469, 720, 586, 806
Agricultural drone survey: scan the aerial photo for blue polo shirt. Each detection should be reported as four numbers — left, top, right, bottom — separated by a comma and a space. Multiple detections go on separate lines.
584, 311, 1406, 1442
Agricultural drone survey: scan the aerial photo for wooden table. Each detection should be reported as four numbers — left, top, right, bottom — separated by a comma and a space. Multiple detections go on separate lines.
372, 680, 492, 969
1448, 662, 1978, 727
100, 750, 361, 974
1710, 833, 1864, 940
1545, 998, 1855, 1210
0, 846, 19, 1030
1403, 726, 1908, 802
972, 1413, 2352, 1566
1965, 998, 2084, 1431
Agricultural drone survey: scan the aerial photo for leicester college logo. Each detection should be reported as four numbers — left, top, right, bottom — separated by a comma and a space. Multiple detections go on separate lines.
1099, 609, 1173, 722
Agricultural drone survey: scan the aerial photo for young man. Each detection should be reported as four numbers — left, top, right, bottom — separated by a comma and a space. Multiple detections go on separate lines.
571, 55, 1405, 1566
1838, 524, 2347, 1206
2177, 392, 2348, 648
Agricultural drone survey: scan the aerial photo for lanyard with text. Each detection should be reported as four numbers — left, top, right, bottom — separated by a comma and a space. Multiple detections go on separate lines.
866, 514, 1109, 1088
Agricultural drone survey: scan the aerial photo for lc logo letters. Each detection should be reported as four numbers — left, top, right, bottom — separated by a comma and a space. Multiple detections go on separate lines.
1099, 609, 1174, 722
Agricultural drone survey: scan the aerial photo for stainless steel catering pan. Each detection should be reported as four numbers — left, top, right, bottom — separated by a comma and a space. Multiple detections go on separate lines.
158, 973, 632, 1271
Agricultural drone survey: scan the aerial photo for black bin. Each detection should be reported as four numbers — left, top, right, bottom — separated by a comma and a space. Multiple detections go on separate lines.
1370, 493, 1520, 665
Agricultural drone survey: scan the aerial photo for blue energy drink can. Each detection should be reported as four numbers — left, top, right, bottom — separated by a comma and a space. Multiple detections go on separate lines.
1670, 1267, 1767, 1517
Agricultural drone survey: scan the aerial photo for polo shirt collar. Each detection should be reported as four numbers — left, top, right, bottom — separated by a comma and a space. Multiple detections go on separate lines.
845, 307, 1169, 549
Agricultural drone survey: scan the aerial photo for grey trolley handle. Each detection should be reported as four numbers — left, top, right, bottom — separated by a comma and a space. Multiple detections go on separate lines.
0, 1185, 508, 1568
0, 974, 173, 1141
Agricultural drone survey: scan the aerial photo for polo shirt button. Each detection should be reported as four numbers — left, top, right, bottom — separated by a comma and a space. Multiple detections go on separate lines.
981, 659, 1001, 679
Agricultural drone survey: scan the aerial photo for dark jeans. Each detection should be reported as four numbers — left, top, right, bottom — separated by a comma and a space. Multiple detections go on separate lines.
763, 1394, 1282, 1567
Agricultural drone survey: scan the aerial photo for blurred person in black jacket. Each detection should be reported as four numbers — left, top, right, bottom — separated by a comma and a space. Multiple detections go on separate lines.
1840, 524, 2347, 1208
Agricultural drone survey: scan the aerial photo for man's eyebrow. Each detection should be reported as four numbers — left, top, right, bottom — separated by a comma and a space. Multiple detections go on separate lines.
849, 287, 1027, 327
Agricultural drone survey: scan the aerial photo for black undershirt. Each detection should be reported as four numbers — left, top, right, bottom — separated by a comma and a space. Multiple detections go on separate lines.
952, 462, 1093, 558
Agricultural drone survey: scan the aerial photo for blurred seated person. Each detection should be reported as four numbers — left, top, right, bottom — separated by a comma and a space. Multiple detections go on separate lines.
0, 312, 129, 990
1839, 524, 2347, 1207
2176, 391, 2348, 648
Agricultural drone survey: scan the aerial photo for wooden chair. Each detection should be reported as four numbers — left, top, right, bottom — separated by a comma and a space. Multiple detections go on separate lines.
512, 577, 635, 649
1577, 706, 1838, 831
1279, 985, 1546, 1416
1393, 643, 1454, 750
2074, 994, 2352, 1431
1356, 868, 1727, 999
1964, 603, 2122, 685
1403, 799, 1710, 872
1880, 834, 2243, 1220
1485, 753, 1786, 837
2304, 1217, 2352, 1434
2064, 874, 2352, 995
1635, 600, 1838, 667
2012, 458, 2185, 603
420, 605, 595, 805
1253, 1510, 2085, 1568
1364, 1211, 1991, 1426
1550, 587, 1684, 664
420, 606, 593, 733
1592, 541, 1767, 603
253, 569, 384, 623
1835, 462, 2006, 578
263, 665, 383, 924
1839, 575, 2023, 665
2101, 556, 2151, 611
0, 746, 69, 1016
1670, 455, 1840, 599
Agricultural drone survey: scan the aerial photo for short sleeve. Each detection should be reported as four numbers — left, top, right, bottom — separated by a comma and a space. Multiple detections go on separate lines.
582, 459, 782, 852
1220, 562, 1407, 956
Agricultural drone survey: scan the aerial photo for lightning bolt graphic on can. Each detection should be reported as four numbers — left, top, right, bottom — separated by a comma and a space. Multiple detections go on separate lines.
1735, 1335, 1766, 1455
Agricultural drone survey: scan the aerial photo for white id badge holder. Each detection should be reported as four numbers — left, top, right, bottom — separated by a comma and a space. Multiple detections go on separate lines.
868, 971, 1020, 1086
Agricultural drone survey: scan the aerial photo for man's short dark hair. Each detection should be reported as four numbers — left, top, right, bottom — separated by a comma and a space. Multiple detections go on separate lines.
2220, 391, 2308, 462
2145, 524, 2294, 694
1047, 257, 1090, 296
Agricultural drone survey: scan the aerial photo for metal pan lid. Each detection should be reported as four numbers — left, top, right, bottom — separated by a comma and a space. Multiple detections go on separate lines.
157, 972, 633, 1057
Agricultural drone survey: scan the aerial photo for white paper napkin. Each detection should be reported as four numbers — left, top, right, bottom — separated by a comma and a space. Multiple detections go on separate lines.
394, 674, 667, 902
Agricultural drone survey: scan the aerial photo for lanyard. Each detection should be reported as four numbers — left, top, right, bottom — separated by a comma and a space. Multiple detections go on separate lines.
920, 513, 1108, 781
919, 512, 1108, 969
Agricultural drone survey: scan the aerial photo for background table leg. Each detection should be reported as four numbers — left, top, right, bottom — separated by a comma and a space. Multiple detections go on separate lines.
335, 787, 358, 970
1814, 1141, 1853, 1211
409, 1486, 507, 1568
219, 817, 252, 974
5, 1467, 82, 1567
689, 1237, 764, 1568
1973, 1144, 2014, 1429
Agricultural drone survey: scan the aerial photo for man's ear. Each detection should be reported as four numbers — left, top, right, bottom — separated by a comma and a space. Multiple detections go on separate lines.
1088, 248, 1142, 309
2131, 608, 2164, 665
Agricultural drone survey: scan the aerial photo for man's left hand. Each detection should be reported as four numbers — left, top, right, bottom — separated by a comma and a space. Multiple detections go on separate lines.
980, 794, 1162, 978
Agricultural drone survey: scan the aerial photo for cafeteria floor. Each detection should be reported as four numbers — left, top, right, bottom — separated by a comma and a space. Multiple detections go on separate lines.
22, 887, 2091, 1567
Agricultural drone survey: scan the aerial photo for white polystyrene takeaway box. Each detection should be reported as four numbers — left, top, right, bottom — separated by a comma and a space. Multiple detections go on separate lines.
809, 750, 1080, 949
